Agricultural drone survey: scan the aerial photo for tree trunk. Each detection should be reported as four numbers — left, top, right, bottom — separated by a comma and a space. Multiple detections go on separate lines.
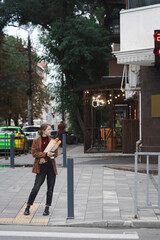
14, 118, 19, 126
7, 118, 11, 126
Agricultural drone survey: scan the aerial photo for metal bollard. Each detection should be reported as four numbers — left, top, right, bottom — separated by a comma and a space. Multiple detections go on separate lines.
5, 133, 9, 160
67, 158, 74, 219
63, 133, 66, 167
10, 134, 15, 168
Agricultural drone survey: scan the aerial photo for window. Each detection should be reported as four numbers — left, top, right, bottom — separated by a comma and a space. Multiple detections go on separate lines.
0, 128, 18, 134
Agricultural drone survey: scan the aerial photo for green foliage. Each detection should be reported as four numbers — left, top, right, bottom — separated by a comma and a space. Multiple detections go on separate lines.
0, 34, 50, 125
90, 7, 106, 25
0, 0, 82, 30
41, 16, 111, 88
1, 36, 28, 92
110, 8, 121, 18
0, 0, 124, 133
0, 35, 28, 122
48, 76, 83, 139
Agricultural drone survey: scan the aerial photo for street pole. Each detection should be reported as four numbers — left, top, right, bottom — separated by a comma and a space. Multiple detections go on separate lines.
61, 72, 65, 121
67, 158, 74, 219
63, 133, 66, 167
10, 134, 14, 168
27, 33, 32, 125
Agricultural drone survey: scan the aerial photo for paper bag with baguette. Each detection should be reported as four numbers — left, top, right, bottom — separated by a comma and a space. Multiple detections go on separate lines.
39, 138, 61, 164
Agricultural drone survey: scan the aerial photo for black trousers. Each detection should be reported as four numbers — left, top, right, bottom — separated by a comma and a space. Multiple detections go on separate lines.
27, 161, 56, 206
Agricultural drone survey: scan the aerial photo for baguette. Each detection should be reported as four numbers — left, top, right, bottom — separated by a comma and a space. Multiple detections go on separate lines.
39, 138, 61, 164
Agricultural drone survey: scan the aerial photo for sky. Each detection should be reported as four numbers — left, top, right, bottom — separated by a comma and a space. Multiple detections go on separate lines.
3, 24, 44, 54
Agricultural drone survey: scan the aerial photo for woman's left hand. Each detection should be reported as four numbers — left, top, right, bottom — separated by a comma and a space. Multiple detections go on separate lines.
47, 151, 53, 158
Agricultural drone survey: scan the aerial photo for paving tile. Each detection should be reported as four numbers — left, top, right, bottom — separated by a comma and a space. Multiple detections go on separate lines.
0, 151, 159, 226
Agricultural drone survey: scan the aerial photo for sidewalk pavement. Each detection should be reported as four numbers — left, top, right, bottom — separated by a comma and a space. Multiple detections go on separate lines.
0, 144, 160, 228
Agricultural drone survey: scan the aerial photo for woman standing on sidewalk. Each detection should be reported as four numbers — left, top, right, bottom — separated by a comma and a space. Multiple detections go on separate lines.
24, 123, 58, 216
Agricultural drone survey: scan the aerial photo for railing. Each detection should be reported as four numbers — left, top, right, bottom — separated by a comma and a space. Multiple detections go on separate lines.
134, 152, 160, 218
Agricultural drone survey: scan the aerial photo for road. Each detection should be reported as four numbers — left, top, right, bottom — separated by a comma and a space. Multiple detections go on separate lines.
0, 225, 159, 240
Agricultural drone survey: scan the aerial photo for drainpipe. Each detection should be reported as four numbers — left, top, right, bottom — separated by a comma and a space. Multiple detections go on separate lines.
126, 0, 129, 9
139, 90, 142, 141
136, 91, 142, 159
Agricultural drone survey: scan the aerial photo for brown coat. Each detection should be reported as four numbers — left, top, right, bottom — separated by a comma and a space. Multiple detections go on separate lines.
31, 136, 58, 175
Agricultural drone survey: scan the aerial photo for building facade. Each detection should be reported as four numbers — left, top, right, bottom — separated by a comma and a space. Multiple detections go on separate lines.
114, 2, 160, 155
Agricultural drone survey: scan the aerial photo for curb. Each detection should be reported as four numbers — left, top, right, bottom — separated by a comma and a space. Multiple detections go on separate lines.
61, 220, 160, 229
1, 219, 160, 229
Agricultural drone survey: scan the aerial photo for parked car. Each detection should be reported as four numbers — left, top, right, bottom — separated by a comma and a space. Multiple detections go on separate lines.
0, 126, 28, 152
22, 125, 40, 147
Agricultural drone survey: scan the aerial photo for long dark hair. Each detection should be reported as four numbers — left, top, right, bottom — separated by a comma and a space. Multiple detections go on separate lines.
38, 123, 51, 136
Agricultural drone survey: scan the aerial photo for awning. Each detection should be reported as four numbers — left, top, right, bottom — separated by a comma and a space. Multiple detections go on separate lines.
72, 76, 122, 92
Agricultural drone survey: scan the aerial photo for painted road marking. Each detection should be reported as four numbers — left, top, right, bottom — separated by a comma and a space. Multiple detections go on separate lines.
13, 203, 40, 224
0, 203, 49, 225
0, 231, 139, 239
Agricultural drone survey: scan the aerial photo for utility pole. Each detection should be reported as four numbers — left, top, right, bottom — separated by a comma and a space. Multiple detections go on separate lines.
27, 33, 32, 125
61, 72, 65, 121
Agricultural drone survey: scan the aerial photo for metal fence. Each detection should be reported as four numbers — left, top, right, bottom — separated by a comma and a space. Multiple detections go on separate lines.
134, 152, 160, 218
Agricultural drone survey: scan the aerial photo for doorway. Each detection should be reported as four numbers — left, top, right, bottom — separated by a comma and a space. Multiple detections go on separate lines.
84, 89, 131, 152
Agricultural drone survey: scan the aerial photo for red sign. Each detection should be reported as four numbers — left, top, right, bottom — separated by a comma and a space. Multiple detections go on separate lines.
153, 31, 160, 42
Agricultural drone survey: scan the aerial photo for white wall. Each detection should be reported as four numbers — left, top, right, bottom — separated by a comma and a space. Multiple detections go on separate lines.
120, 4, 160, 52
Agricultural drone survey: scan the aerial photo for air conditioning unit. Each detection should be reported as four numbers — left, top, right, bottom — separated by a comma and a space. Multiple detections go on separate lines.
121, 65, 140, 100
128, 65, 140, 88
125, 83, 135, 99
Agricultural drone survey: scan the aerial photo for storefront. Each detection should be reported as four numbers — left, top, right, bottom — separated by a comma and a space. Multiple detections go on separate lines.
83, 77, 139, 153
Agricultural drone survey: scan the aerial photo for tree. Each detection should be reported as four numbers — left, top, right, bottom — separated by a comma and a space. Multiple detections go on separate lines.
0, 0, 125, 135
41, 15, 111, 139
0, 34, 50, 125
41, 16, 111, 89
0, 1, 112, 89
0, 35, 27, 125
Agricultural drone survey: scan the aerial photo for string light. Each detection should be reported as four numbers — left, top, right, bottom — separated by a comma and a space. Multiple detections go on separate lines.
91, 91, 125, 106
91, 93, 106, 107
106, 91, 125, 104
